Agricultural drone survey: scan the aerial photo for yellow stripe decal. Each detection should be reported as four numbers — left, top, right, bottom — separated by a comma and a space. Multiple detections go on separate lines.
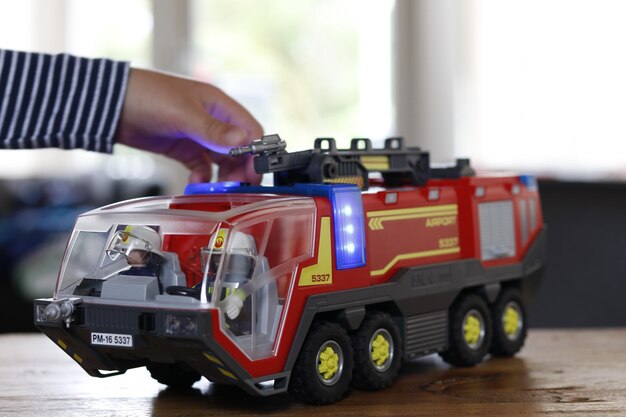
218, 368, 238, 380
324, 176, 364, 188
299, 217, 333, 286
361, 156, 390, 171
203, 352, 224, 366
368, 210, 457, 230
73, 353, 83, 364
370, 247, 461, 276
363, 164, 389, 170
57, 339, 67, 350
367, 204, 458, 218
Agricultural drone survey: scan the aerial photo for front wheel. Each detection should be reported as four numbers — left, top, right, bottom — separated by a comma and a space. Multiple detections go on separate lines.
490, 287, 527, 357
147, 362, 201, 389
289, 321, 354, 405
440, 293, 492, 367
351, 312, 403, 390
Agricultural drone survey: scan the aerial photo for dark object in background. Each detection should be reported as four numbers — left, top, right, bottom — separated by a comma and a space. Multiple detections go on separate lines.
528, 179, 626, 327
0, 178, 163, 333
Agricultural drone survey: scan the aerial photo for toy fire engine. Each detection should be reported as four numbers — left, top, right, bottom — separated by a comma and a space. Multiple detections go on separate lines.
34, 135, 546, 405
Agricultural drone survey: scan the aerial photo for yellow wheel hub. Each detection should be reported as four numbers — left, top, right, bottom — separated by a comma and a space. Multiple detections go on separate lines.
371, 334, 390, 366
318, 346, 339, 380
503, 305, 521, 338
464, 313, 482, 346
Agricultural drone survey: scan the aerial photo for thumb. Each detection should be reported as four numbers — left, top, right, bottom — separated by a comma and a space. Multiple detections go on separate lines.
187, 110, 251, 155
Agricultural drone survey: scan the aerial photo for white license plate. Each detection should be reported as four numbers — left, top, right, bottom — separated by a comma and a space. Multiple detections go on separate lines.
91, 332, 133, 348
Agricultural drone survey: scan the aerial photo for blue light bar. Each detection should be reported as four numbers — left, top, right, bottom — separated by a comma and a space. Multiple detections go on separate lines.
519, 175, 537, 191
183, 182, 367, 270
184, 182, 243, 195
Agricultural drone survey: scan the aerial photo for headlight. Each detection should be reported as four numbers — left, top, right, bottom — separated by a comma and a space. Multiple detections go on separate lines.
35, 304, 49, 323
35, 299, 81, 327
165, 314, 198, 337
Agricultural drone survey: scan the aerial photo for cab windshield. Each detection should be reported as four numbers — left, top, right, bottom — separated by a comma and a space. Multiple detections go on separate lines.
198, 230, 257, 304
56, 218, 220, 300
55, 194, 316, 360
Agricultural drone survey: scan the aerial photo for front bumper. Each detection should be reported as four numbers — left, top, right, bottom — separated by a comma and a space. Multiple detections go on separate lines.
33, 300, 288, 396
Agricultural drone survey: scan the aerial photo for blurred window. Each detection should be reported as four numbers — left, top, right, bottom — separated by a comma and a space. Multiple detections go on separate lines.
0, 0, 394, 181
190, 0, 394, 151
0, 0, 153, 179
462, 0, 626, 178
66, 0, 152, 67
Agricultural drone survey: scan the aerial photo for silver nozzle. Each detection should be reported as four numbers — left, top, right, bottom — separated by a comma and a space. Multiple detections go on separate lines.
230, 134, 287, 157
44, 303, 62, 321
229, 145, 253, 157
43, 299, 80, 328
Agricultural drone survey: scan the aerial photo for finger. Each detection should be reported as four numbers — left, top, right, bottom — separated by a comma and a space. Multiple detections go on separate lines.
201, 87, 264, 139
245, 156, 262, 185
181, 150, 213, 183
188, 164, 212, 183
217, 155, 262, 185
184, 109, 252, 155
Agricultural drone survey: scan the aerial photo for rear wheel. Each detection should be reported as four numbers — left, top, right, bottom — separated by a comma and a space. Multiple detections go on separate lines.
440, 293, 492, 367
490, 287, 527, 357
289, 321, 353, 405
351, 312, 402, 390
147, 363, 201, 389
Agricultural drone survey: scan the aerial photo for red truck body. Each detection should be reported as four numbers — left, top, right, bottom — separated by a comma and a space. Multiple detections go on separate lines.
35, 137, 546, 404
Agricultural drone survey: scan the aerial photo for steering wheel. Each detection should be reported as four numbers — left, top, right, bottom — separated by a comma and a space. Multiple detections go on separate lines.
165, 285, 201, 299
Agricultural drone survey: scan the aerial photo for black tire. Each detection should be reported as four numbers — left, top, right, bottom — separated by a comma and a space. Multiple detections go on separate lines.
489, 287, 527, 357
440, 293, 492, 367
289, 321, 354, 405
147, 362, 201, 389
351, 312, 402, 390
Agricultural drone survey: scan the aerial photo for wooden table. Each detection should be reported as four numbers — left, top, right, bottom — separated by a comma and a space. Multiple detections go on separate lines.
1, 329, 625, 416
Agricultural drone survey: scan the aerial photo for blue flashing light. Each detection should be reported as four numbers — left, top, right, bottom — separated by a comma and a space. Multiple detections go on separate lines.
183, 182, 367, 270
519, 175, 537, 191
184, 182, 242, 195
330, 187, 367, 270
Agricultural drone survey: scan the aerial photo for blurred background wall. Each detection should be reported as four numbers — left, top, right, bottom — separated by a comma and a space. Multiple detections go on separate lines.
1, 0, 625, 331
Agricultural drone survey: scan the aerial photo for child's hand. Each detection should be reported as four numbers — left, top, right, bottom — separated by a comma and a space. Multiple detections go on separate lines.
117, 68, 263, 184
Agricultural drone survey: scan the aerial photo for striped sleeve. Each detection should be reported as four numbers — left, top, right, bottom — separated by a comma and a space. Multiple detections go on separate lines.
0, 49, 130, 153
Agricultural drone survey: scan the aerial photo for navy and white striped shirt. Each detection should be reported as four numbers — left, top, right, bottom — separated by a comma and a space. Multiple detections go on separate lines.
0, 49, 129, 153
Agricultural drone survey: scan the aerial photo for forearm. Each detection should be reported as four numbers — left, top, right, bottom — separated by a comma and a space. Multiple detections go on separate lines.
0, 49, 129, 153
